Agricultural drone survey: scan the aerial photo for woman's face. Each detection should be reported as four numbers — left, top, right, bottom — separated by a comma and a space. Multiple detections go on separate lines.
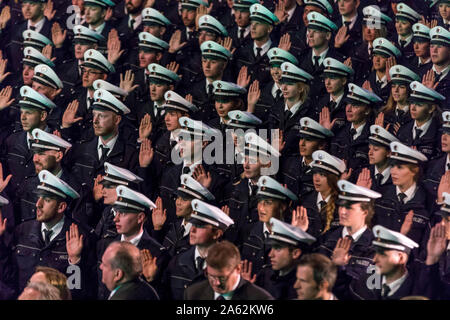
338, 202, 367, 228
313, 172, 331, 193
410, 103, 432, 122
390, 163, 416, 187
391, 84, 408, 103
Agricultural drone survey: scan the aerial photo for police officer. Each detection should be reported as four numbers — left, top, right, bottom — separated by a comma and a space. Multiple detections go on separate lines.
409, 23, 432, 73
163, 198, 234, 300
141, 7, 172, 42
83, 0, 116, 53
227, 0, 258, 48
394, 3, 421, 62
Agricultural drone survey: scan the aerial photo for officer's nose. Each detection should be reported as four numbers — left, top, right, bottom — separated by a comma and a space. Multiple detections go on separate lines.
36, 197, 43, 208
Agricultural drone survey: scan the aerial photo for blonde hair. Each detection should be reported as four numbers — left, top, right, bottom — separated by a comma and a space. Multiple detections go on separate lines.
35, 266, 71, 300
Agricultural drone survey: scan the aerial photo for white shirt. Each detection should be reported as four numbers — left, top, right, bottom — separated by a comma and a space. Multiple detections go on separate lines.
433, 64, 450, 82
238, 25, 251, 39
396, 183, 417, 204
330, 92, 344, 107
153, 101, 165, 118
316, 193, 331, 210
285, 100, 303, 117
263, 223, 270, 238
28, 17, 45, 33
253, 39, 272, 57
186, 27, 195, 40
214, 275, 241, 300
342, 14, 358, 30
342, 225, 367, 242
382, 271, 408, 297
374, 166, 391, 185
41, 216, 65, 244
311, 47, 329, 67
351, 122, 366, 140
86, 91, 95, 109
97, 134, 119, 160
418, 57, 431, 67
396, 104, 409, 115
120, 231, 143, 247
272, 83, 282, 99
181, 219, 192, 238
375, 74, 388, 89
128, 14, 142, 30
205, 78, 214, 94
90, 22, 106, 34
285, 5, 296, 23
398, 34, 413, 48
194, 246, 207, 270
413, 118, 432, 139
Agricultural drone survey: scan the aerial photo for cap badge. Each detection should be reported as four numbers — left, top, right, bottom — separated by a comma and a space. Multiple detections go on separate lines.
318, 153, 323, 160
236, 114, 241, 119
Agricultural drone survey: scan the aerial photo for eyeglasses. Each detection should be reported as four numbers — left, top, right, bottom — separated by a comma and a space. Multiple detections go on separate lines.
204, 267, 237, 284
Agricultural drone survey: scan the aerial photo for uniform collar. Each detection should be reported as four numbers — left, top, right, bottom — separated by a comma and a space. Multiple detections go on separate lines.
181, 218, 192, 238
28, 17, 45, 33
311, 47, 329, 67
342, 13, 357, 30
376, 73, 388, 88
120, 231, 144, 247
396, 183, 417, 203
342, 225, 367, 242
194, 245, 207, 270
330, 92, 344, 106
351, 122, 366, 140
90, 22, 106, 34
374, 165, 391, 185
433, 64, 450, 81
128, 14, 142, 30
272, 82, 281, 98
253, 39, 272, 57
316, 193, 331, 208
381, 271, 408, 297
41, 216, 65, 243
285, 5, 297, 22
285, 100, 303, 116
398, 34, 413, 47
97, 134, 119, 158
413, 118, 432, 138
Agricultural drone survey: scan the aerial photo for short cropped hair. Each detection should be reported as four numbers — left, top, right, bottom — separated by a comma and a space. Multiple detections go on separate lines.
25, 281, 62, 300
206, 241, 241, 270
298, 253, 337, 290
108, 241, 142, 282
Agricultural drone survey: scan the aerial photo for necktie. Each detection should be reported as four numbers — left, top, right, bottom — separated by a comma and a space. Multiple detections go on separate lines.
376, 80, 384, 87
382, 284, 391, 299
207, 84, 214, 100
188, 31, 194, 40
145, 73, 151, 87
398, 192, 407, 204
414, 128, 422, 142
375, 173, 383, 186
447, 163, 450, 171
344, 21, 351, 28
129, 18, 135, 29
170, 140, 177, 149
284, 109, 292, 123
313, 56, 321, 71
43, 229, 53, 245
182, 166, 191, 174
328, 100, 337, 111
368, 46, 373, 58
255, 47, 262, 59
399, 40, 407, 48
396, 109, 405, 118
216, 295, 225, 300
196, 256, 205, 272
345, 235, 353, 241
29, 25, 36, 31
319, 200, 327, 210
264, 230, 270, 239
239, 28, 245, 40
250, 184, 258, 196
434, 71, 441, 83
179, 224, 185, 237
88, 97, 94, 109
350, 128, 357, 140
100, 145, 110, 162
275, 89, 282, 100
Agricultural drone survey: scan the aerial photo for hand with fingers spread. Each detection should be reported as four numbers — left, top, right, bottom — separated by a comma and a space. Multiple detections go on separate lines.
185, 94, 193, 104
278, 33, 291, 51
52, 129, 62, 138
108, 32, 124, 65
385, 57, 396, 82
139, 114, 153, 141
66, 223, 84, 264
275, 129, 285, 152
120, 70, 139, 93
340, 167, 353, 181
141, 249, 158, 282
221, 37, 234, 54
169, 30, 187, 54
93, 174, 104, 202
195, 5, 208, 29
332, 237, 352, 266
0, 163, 12, 194
42, 44, 55, 61
437, 171, 450, 203
400, 210, 414, 236
152, 197, 167, 231
0, 208, 7, 237
51, 22, 67, 49
44, 0, 56, 21
62, 100, 83, 128
0, 6, 11, 30
0, 58, 11, 83
274, 0, 288, 23
425, 223, 447, 265
221, 205, 230, 216
237, 66, 251, 88
0, 86, 14, 111
192, 165, 212, 189
375, 112, 384, 128
105, 7, 113, 21
422, 69, 439, 90
319, 107, 336, 130
292, 206, 309, 231
247, 80, 260, 113
334, 26, 350, 48
139, 138, 154, 168
240, 260, 256, 283
166, 61, 180, 74
356, 168, 372, 189
362, 80, 373, 92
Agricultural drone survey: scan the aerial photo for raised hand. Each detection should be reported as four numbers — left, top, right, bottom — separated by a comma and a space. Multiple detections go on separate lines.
392, 122, 401, 135
120, 70, 139, 93
52, 129, 62, 138
105, 7, 113, 21
144, 0, 156, 8
152, 197, 167, 231
334, 26, 349, 48
332, 237, 352, 266
195, 4, 208, 29
0, 57, 11, 83
139, 113, 153, 141
425, 223, 447, 265
237, 66, 251, 88
141, 249, 158, 282
278, 33, 291, 51
274, 129, 285, 152
292, 206, 309, 231
107, 30, 124, 64
0, 86, 14, 111
343, 57, 352, 68
62, 100, 83, 128
169, 30, 187, 54
166, 61, 180, 74
319, 106, 336, 130
362, 80, 373, 92
51, 22, 67, 49
192, 165, 212, 189
221, 205, 230, 216
400, 210, 414, 236
375, 112, 384, 127
0, 6, 11, 30
274, 0, 288, 23
385, 56, 396, 82
0, 163, 12, 194
340, 166, 353, 181
437, 170, 450, 203
220, 37, 234, 54
42, 44, 55, 62
66, 223, 83, 264
93, 174, 103, 202
139, 138, 154, 168
0, 208, 7, 237
422, 69, 438, 90
356, 168, 372, 189
44, 0, 56, 21
240, 260, 256, 283
247, 80, 260, 113
185, 94, 193, 104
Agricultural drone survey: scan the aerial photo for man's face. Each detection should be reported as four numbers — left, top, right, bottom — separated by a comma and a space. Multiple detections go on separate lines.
113, 211, 143, 236
33, 150, 60, 174
175, 196, 192, 218
430, 44, 450, 65
75, 43, 96, 60
85, 5, 105, 25
345, 104, 367, 123
362, 25, 381, 43
206, 264, 240, 294
164, 110, 182, 131
150, 83, 169, 102
100, 246, 118, 291
395, 19, 412, 37
92, 109, 119, 137
441, 132, 450, 153
257, 198, 283, 223
189, 224, 217, 245
21, 2, 43, 21
324, 77, 345, 95
413, 41, 430, 58
82, 67, 105, 88
23, 65, 34, 85
373, 249, 405, 275
139, 50, 159, 68
307, 29, 329, 49
144, 25, 166, 38
198, 30, 218, 46
235, 9, 251, 28
181, 8, 196, 28
338, 202, 366, 227
102, 184, 117, 205
302, 5, 325, 26
368, 144, 389, 166
125, 0, 143, 14
269, 246, 296, 271
35, 196, 60, 223
243, 155, 262, 180
202, 57, 226, 79
32, 82, 58, 100
270, 66, 282, 83
250, 21, 271, 41
372, 54, 387, 71
20, 108, 44, 132
294, 265, 320, 300
338, 0, 358, 16
299, 138, 321, 157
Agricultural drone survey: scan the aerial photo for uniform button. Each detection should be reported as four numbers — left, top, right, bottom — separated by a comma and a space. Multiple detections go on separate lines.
39, 258, 42, 261
252, 253, 255, 256
184, 285, 187, 289
398, 219, 401, 223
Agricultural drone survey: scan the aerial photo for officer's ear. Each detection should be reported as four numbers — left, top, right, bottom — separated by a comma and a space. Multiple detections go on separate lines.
137, 212, 146, 225
114, 114, 122, 126
212, 228, 223, 240
267, 25, 273, 34
398, 251, 408, 265
101, 73, 108, 80
54, 150, 64, 163
318, 278, 330, 292
156, 52, 163, 62
429, 104, 436, 115
39, 110, 48, 122
355, 0, 361, 9
100, 8, 107, 20
160, 27, 167, 37
169, 84, 175, 91
114, 268, 124, 282
292, 248, 302, 260
57, 201, 67, 214
325, 31, 332, 42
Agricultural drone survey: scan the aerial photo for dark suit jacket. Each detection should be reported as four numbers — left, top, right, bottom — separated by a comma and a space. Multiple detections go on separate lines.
184, 277, 274, 300
109, 278, 159, 300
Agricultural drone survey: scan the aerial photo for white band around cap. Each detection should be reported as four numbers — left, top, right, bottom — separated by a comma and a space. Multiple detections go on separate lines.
339, 195, 371, 202
257, 190, 287, 201
37, 185, 67, 198
372, 240, 406, 251
115, 200, 144, 211
103, 176, 129, 185
270, 234, 298, 246
191, 213, 220, 227
31, 143, 61, 151
313, 163, 341, 176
